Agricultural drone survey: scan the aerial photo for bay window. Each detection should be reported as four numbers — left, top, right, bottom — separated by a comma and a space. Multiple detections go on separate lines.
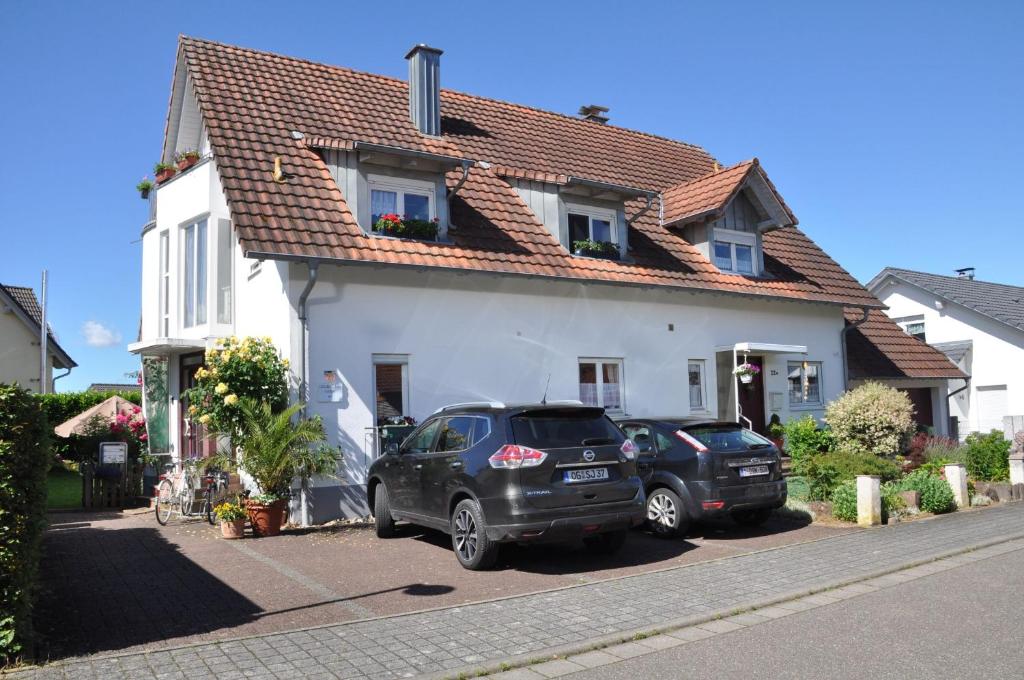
180, 216, 233, 331
713, 228, 757, 275
579, 358, 624, 412
182, 218, 207, 327
788, 361, 822, 407
158, 231, 169, 336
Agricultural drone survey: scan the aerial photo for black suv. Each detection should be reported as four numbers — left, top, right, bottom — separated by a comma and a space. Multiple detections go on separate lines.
616, 419, 786, 538
367, 403, 646, 570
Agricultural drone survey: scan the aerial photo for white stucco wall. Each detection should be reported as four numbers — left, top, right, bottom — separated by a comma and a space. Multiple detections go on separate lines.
875, 279, 1024, 435
296, 265, 846, 497
0, 312, 53, 392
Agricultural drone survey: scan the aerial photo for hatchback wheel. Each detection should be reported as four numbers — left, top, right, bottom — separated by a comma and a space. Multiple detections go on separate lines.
451, 499, 499, 570
373, 484, 397, 538
646, 488, 688, 538
732, 507, 773, 528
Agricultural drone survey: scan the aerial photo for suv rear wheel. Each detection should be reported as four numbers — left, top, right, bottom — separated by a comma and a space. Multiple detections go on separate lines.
732, 507, 772, 527
451, 499, 499, 570
646, 488, 689, 538
373, 484, 397, 538
583, 528, 628, 555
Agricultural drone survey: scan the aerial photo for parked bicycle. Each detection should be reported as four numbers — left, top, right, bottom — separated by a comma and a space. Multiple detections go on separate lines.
155, 458, 229, 525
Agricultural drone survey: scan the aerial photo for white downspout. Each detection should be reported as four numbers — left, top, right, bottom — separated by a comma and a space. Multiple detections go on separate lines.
297, 261, 320, 527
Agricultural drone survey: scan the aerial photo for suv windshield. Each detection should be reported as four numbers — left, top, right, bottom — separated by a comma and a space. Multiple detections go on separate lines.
512, 409, 626, 449
682, 424, 773, 451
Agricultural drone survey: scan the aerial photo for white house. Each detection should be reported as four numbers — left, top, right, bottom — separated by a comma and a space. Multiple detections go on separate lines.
868, 267, 1024, 439
1, 283, 76, 393
131, 37, 939, 523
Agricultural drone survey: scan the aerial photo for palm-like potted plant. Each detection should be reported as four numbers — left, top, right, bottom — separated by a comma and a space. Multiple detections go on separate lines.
229, 398, 338, 537
213, 499, 247, 539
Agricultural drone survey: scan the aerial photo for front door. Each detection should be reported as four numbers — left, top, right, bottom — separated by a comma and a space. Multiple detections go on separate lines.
179, 353, 216, 460
736, 355, 767, 434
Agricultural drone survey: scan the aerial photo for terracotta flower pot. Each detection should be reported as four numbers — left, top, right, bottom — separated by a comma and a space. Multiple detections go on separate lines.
177, 156, 199, 171
155, 168, 175, 184
220, 518, 246, 539
246, 499, 286, 537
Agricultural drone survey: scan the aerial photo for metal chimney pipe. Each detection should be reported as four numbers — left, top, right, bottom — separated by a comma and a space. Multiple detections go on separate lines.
405, 44, 443, 136
39, 270, 48, 394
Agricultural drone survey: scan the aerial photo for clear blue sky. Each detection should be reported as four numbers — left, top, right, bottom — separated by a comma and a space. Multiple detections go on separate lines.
1, 1, 1021, 391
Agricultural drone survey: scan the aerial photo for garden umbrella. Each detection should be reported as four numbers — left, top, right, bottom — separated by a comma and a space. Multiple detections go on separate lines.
53, 396, 138, 438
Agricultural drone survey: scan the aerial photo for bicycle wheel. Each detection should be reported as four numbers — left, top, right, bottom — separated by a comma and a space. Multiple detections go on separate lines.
205, 486, 215, 525
155, 479, 174, 525
180, 485, 194, 517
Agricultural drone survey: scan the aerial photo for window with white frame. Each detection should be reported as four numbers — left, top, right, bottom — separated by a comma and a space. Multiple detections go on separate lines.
712, 228, 757, 275
579, 358, 624, 412
788, 361, 822, 406
688, 360, 707, 411
158, 231, 170, 336
567, 205, 616, 246
894, 317, 927, 342
215, 219, 233, 325
368, 175, 434, 226
182, 218, 208, 327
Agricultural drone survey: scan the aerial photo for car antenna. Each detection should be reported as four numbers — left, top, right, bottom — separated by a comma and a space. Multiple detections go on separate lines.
540, 373, 551, 404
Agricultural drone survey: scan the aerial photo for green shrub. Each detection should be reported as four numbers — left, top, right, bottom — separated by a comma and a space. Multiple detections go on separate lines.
830, 480, 858, 521
804, 451, 902, 501
894, 470, 956, 514
963, 431, 1010, 481
783, 415, 835, 476
0, 383, 52, 662
824, 382, 914, 456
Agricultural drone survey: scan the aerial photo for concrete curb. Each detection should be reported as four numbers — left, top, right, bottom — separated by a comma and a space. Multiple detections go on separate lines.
421, 530, 1024, 680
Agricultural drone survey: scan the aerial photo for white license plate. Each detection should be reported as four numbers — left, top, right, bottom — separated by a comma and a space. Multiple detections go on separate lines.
739, 465, 770, 477
563, 467, 609, 484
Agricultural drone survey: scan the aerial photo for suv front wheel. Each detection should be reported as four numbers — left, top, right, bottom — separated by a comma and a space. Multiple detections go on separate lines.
451, 499, 500, 570
373, 484, 397, 538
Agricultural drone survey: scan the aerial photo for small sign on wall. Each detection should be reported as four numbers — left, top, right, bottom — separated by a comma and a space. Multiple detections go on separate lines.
100, 442, 128, 465
318, 370, 344, 403
768, 392, 784, 411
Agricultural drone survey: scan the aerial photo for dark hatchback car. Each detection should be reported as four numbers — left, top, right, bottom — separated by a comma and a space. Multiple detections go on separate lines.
615, 419, 786, 538
367, 403, 646, 570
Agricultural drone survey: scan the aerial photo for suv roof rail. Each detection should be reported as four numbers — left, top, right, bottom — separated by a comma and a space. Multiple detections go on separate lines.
543, 399, 585, 406
433, 401, 506, 414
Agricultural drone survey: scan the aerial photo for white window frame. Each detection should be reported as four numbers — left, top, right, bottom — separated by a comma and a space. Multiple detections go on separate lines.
158, 230, 170, 336
578, 357, 625, 413
712, 228, 758, 275
566, 203, 618, 246
787, 360, 823, 408
687, 360, 708, 413
367, 175, 436, 226
893, 315, 926, 342
180, 215, 209, 329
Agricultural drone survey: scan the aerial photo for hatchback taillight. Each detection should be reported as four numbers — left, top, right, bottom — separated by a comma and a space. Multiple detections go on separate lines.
488, 444, 547, 469
674, 429, 709, 453
620, 438, 638, 460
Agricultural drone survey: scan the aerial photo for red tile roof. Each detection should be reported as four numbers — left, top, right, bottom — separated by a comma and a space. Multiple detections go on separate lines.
177, 36, 881, 309
844, 309, 966, 380
662, 159, 797, 227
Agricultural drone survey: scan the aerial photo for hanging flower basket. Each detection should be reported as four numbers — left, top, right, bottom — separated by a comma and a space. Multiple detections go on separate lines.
733, 363, 761, 384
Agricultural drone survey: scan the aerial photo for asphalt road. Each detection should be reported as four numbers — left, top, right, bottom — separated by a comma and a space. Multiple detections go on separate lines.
566, 545, 1024, 679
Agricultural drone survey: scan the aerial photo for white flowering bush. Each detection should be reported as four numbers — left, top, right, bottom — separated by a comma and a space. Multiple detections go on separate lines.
824, 382, 914, 456
183, 336, 289, 438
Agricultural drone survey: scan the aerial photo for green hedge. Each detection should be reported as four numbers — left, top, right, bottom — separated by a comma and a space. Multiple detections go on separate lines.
803, 451, 902, 501
963, 431, 1010, 482
35, 390, 140, 460
1, 384, 52, 662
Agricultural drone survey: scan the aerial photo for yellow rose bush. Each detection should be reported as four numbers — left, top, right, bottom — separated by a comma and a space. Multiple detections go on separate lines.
183, 336, 289, 436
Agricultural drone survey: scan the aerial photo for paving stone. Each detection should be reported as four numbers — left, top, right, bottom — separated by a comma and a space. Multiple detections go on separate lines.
635, 634, 687, 650
696, 619, 745, 634
666, 626, 717, 642
567, 650, 619, 668
530, 658, 586, 677
602, 641, 651, 659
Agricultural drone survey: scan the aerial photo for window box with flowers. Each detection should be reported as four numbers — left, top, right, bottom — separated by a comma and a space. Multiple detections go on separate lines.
372, 213, 440, 242
572, 239, 620, 261
176, 149, 201, 172
154, 162, 176, 184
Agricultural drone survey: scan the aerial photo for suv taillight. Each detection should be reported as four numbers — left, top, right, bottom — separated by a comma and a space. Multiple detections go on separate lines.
488, 444, 547, 469
674, 429, 709, 453
620, 438, 638, 460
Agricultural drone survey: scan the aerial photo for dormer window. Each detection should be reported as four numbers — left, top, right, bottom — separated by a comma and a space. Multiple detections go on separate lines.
713, 228, 757, 275
369, 175, 435, 224
567, 204, 619, 259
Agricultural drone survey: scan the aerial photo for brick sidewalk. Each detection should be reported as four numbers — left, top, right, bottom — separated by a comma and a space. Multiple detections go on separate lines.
13, 503, 1024, 680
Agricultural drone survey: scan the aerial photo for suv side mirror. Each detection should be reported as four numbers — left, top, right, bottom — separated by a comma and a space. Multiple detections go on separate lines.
637, 441, 652, 454
385, 443, 400, 456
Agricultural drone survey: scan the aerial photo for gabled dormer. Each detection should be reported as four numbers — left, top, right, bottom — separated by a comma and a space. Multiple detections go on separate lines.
662, 159, 796, 276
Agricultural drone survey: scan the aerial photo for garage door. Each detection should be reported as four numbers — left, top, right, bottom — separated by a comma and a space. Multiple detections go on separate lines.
975, 385, 1008, 434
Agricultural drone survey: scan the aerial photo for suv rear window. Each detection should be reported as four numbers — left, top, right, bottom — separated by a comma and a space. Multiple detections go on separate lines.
511, 409, 626, 449
683, 424, 773, 450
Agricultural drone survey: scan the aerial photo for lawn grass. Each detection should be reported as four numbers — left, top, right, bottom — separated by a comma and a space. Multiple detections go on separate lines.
786, 475, 810, 503
47, 465, 81, 509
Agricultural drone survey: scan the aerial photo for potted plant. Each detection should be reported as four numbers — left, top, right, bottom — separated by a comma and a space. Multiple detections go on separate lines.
572, 239, 620, 261
230, 398, 338, 537
154, 162, 176, 184
767, 414, 786, 453
733, 362, 761, 384
213, 500, 247, 539
372, 213, 439, 241
176, 149, 201, 171
137, 176, 153, 200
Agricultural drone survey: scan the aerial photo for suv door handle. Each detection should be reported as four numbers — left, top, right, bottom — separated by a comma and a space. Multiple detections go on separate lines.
450, 461, 463, 469
413, 464, 423, 470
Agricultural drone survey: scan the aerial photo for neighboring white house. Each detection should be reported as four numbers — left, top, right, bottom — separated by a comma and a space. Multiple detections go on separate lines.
868, 267, 1024, 439
132, 37, 931, 523
0, 283, 76, 393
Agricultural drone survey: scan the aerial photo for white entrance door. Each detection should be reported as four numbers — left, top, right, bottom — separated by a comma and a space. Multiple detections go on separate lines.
975, 385, 1008, 434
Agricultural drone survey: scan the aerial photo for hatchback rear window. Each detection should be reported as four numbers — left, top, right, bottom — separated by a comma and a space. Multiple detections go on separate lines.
683, 424, 773, 450
512, 409, 626, 449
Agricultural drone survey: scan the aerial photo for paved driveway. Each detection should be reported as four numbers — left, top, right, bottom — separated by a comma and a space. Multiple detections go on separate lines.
35, 508, 851, 661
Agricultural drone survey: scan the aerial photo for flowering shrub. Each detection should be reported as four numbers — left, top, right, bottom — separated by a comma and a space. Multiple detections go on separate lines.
372, 213, 439, 240
183, 336, 289, 437
213, 500, 247, 522
111, 405, 149, 453
824, 382, 914, 456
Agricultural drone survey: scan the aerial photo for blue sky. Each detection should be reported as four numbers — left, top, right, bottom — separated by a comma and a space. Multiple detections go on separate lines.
1, 1, 1021, 391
